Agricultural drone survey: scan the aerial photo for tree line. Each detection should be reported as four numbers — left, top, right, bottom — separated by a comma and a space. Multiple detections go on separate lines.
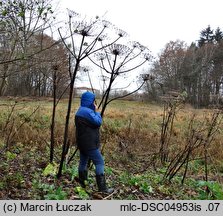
147, 26, 223, 107
0, 0, 69, 97
1, 1, 223, 108
0, 0, 150, 100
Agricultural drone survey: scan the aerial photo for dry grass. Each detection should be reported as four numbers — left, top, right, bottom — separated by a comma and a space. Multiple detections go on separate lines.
0, 97, 223, 174
102, 101, 223, 176
1, 97, 223, 200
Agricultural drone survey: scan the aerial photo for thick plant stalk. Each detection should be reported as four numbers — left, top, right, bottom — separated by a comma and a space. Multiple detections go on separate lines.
50, 65, 58, 163
57, 58, 79, 178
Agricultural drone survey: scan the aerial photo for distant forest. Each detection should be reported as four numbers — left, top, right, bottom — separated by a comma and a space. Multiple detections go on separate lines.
1, 0, 223, 108
146, 25, 223, 108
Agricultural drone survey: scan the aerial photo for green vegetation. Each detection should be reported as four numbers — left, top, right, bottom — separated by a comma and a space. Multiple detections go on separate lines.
0, 98, 223, 200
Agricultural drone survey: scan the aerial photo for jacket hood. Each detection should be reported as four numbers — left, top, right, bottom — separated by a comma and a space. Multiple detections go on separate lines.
80, 91, 95, 110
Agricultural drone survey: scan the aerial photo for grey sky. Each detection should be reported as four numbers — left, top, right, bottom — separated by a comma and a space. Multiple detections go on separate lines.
55, 0, 223, 91
58, 0, 223, 56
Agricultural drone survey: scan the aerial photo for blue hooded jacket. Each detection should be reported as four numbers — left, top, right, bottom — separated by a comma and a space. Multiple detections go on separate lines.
75, 91, 102, 152
75, 91, 102, 126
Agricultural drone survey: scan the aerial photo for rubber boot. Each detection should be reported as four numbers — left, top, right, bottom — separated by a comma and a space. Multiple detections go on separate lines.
96, 174, 114, 193
78, 170, 88, 188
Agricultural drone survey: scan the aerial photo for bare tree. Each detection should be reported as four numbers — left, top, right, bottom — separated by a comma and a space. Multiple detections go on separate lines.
0, 0, 56, 95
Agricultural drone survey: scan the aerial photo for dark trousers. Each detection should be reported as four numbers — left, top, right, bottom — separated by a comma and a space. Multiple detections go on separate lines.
78, 148, 104, 175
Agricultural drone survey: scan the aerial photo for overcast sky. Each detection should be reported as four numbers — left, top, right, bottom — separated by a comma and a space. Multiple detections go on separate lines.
57, 0, 223, 56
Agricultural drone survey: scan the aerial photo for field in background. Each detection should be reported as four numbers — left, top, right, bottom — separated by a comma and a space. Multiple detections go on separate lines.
0, 97, 223, 200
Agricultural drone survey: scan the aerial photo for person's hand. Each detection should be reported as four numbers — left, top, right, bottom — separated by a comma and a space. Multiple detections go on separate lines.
94, 100, 99, 112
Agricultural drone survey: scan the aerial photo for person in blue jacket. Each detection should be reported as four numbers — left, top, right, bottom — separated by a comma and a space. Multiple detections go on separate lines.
75, 91, 113, 193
